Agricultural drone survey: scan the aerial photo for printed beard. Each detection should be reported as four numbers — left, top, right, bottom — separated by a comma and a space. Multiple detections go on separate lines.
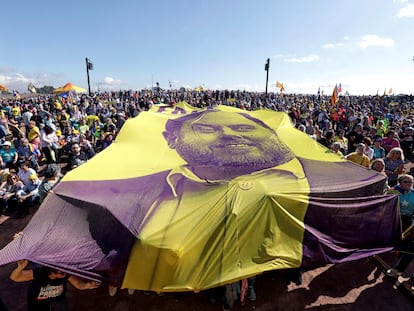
176, 137, 294, 170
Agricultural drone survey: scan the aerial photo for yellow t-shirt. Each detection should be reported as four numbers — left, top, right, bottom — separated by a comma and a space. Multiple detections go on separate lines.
11, 106, 21, 116
28, 126, 40, 141
346, 153, 370, 168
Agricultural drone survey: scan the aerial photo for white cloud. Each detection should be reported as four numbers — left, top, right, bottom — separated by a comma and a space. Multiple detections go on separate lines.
0, 73, 35, 91
359, 35, 394, 48
393, 0, 409, 3
102, 77, 121, 85
322, 43, 344, 49
343, 36, 350, 40
284, 54, 320, 63
397, 3, 414, 17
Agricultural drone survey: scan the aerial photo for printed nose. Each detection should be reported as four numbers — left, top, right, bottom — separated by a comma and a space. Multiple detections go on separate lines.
222, 127, 241, 137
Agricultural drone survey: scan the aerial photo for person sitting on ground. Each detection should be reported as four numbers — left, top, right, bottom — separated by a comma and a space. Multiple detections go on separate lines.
79, 134, 95, 159
67, 143, 88, 171
17, 160, 37, 187
27, 120, 40, 149
15, 173, 41, 218
38, 164, 61, 203
16, 138, 40, 171
10, 259, 100, 311
0, 173, 24, 216
0, 141, 18, 170
39, 125, 59, 164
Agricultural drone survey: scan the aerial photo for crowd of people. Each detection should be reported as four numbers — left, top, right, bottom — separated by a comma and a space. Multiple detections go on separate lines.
1, 88, 414, 309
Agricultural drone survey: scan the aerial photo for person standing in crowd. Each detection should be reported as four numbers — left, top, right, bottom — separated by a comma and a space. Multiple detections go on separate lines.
370, 158, 389, 193
56, 109, 70, 135
345, 143, 370, 168
372, 137, 386, 160
399, 126, 414, 162
382, 130, 400, 155
330, 142, 344, 157
386, 174, 414, 285
10, 259, 100, 311
384, 147, 405, 187
334, 129, 348, 155
346, 123, 364, 154
317, 130, 334, 148
376, 120, 387, 138
362, 137, 374, 160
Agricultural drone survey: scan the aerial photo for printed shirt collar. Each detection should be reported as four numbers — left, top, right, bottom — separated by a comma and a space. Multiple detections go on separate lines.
166, 158, 305, 197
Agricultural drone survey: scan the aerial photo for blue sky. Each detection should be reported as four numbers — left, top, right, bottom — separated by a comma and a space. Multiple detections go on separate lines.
1, 0, 414, 95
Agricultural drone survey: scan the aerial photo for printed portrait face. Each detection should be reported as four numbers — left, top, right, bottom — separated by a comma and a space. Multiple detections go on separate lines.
166, 111, 293, 169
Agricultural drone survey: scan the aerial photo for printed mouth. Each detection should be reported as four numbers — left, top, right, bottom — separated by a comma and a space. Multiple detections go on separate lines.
225, 143, 251, 148
213, 143, 256, 153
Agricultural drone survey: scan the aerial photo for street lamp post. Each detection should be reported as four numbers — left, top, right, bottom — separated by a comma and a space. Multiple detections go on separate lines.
85, 58, 94, 96
264, 58, 270, 96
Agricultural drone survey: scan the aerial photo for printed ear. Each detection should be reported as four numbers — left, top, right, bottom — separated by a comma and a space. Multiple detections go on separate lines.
162, 131, 178, 149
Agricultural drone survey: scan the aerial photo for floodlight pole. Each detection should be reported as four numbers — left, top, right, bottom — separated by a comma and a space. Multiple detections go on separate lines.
265, 58, 270, 96
86, 57, 91, 96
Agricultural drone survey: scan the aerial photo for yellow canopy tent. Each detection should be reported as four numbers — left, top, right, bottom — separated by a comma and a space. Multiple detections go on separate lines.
194, 85, 205, 92
54, 82, 86, 94
0, 84, 8, 92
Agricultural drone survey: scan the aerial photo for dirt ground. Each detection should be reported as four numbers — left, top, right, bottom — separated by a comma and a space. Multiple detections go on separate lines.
0, 207, 413, 311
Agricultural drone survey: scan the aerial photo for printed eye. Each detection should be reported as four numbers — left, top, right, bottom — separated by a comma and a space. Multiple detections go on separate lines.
192, 124, 218, 133
231, 125, 257, 132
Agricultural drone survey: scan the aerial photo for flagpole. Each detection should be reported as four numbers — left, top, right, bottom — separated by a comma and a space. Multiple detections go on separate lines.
86, 57, 91, 96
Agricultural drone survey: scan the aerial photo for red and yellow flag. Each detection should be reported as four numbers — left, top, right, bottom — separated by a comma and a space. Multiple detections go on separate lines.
276, 81, 285, 92
330, 84, 338, 106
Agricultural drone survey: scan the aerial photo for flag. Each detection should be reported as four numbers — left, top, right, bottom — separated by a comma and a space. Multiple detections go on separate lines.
0, 104, 400, 292
337, 83, 342, 93
264, 58, 270, 71
388, 88, 393, 95
86, 58, 94, 70
27, 83, 37, 94
330, 84, 338, 106
169, 80, 172, 88
276, 81, 285, 92
13, 90, 21, 100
